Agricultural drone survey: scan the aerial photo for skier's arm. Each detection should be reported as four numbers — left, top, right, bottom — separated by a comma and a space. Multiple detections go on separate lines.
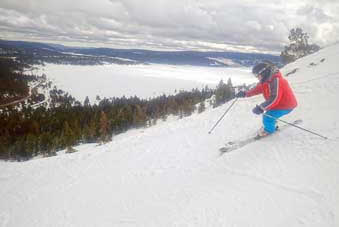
246, 83, 263, 97
260, 77, 282, 110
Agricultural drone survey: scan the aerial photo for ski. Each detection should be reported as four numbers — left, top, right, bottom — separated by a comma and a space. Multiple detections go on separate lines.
219, 119, 303, 154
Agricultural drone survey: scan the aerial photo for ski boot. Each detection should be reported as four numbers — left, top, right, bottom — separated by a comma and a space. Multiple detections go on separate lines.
254, 128, 270, 140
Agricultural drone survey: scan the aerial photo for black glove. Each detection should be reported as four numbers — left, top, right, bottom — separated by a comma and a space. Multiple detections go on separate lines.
252, 105, 264, 115
235, 91, 246, 98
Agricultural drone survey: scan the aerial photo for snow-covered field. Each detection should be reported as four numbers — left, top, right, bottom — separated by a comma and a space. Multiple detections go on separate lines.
1, 44, 339, 227
37, 64, 256, 102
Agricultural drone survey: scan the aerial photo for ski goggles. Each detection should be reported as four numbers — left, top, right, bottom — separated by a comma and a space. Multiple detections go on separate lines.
253, 65, 269, 77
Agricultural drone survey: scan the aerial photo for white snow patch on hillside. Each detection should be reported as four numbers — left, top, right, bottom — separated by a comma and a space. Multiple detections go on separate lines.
1, 44, 339, 226
207, 57, 242, 67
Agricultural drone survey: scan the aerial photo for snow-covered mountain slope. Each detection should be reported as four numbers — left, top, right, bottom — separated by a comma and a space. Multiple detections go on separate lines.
1, 45, 339, 227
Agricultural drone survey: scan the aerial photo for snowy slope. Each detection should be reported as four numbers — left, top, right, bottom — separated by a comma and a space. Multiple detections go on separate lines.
1, 45, 339, 227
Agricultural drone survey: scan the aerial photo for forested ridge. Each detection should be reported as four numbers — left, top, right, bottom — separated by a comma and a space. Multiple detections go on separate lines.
0, 58, 235, 160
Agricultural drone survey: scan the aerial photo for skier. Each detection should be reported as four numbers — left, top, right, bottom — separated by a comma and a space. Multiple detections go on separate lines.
235, 61, 298, 138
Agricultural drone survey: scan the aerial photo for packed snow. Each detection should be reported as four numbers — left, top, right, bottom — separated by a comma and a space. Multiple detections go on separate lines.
1, 44, 339, 227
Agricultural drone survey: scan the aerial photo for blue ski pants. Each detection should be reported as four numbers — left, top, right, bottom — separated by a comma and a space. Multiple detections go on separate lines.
263, 109, 293, 133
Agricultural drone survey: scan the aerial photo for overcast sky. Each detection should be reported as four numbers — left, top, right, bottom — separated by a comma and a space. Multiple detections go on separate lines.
0, 0, 338, 54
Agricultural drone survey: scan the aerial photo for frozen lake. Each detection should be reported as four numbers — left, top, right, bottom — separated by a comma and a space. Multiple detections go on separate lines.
37, 64, 256, 102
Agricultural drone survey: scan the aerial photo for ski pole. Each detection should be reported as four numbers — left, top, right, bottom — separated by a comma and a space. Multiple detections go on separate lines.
208, 98, 238, 134
263, 113, 328, 139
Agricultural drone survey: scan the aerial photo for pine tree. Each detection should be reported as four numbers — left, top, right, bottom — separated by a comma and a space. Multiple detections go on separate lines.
25, 134, 36, 157
99, 111, 109, 144
84, 96, 90, 107
88, 117, 97, 142
72, 119, 82, 141
214, 79, 234, 107
133, 104, 147, 127
214, 80, 226, 107
226, 78, 235, 99
62, 121, 76, 151
182, 99, 195, 116
281, 28, 320, 64
0, 129, 10, 159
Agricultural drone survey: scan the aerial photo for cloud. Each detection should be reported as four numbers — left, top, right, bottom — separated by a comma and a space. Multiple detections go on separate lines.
0, 0, 338, 53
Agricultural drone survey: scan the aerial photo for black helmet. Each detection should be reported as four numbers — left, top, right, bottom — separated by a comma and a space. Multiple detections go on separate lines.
252, 61, 276, 81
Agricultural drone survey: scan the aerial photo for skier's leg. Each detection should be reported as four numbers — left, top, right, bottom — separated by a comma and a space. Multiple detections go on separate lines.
263, 112, 274, 133
263, 109, 292, 133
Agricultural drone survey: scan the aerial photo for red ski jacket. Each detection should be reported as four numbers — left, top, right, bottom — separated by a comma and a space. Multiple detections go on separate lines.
245, 71, 297, 110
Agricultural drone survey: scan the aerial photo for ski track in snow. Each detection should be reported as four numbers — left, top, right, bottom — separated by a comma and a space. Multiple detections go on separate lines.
1, 44, 339, 226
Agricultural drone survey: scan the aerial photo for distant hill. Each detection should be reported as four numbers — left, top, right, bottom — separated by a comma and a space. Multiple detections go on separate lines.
0, 39, 281, 67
